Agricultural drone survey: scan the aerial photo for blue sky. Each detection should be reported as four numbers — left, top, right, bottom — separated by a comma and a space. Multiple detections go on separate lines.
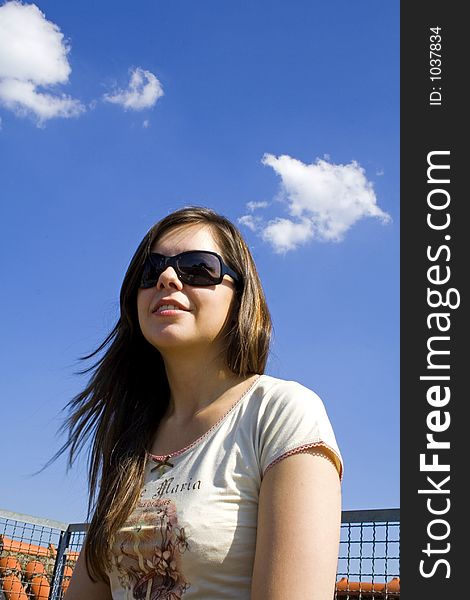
0, 0, 399, 523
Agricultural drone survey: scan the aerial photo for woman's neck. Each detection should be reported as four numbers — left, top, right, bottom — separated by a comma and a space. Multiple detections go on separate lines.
161, 351, 245, 420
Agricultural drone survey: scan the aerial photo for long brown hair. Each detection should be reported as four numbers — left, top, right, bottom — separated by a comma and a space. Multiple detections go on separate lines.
57, 206, 272, 580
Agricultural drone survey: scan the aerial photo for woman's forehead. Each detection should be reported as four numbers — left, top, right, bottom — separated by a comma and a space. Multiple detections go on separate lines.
151, 223, 221, 255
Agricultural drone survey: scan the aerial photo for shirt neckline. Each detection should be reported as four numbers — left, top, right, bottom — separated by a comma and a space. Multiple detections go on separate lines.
147, 374, 263, 463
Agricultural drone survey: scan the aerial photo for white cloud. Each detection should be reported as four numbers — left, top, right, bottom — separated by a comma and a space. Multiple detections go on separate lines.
262, 218, 313, 253
238, 214, 261, 232
0, 1, 84, 124
103, 68, 163, 111
143, 119, 150, 128
246, 200, 268, 212
239, 153, 391, 253
0, 78, 83, 120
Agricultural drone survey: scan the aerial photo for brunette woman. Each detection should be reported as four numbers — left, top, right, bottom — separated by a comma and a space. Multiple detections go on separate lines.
63, 206, 343, 600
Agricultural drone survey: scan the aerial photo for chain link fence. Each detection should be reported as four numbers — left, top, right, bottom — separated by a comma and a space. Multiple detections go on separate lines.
1, 507, 399, 599
336, 509, 400, 598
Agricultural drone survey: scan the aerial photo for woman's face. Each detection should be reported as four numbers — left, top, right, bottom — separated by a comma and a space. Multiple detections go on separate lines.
137, 224, 237, 359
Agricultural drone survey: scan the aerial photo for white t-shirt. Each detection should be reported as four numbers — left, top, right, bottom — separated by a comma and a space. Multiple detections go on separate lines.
107, 374, 343, 599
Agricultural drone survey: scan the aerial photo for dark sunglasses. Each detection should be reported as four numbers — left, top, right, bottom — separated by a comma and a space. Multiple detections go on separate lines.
140, 250, 241, 288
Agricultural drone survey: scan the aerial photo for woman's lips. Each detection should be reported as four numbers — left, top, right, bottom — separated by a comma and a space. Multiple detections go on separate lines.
153, 302, 189, 315
152, 298, 190, 313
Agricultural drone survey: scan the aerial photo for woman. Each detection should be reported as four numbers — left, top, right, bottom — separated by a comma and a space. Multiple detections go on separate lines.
64, 206, 343, 600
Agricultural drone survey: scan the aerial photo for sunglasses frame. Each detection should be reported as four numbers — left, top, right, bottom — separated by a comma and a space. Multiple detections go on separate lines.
140, 250, 241, 288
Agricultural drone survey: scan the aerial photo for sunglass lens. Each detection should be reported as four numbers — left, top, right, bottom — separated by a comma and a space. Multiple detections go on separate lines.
178, 252, 221, 285
140, 255, 165, 288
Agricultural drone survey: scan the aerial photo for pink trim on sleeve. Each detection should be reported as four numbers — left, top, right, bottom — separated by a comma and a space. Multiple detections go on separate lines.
263, 441, 343, 481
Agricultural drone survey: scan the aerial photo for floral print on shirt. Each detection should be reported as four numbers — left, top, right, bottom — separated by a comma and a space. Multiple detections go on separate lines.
111, 499, 190, 600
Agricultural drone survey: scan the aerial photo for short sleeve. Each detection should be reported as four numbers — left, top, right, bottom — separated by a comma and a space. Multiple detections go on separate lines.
257, 379, 343, 480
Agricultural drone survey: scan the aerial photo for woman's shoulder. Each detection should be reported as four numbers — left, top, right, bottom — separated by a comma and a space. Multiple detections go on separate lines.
249, 374, 331, 427
250, 374, 343, 479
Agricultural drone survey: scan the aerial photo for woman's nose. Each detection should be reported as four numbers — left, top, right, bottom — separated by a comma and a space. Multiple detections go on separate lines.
157, 266, 183, 290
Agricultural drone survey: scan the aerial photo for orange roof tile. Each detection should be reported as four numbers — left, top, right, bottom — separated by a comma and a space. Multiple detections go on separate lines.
0, 574, 29, 600
29, 574, 50, 599
24, 560, 47, 579
0, 536, 56, 559
336, 576, 400, 598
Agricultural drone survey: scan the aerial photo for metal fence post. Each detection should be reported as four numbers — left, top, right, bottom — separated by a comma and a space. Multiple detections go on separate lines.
48, 526, 72, 600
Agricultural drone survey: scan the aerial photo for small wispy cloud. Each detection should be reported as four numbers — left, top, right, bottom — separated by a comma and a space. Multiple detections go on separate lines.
239, 153, 391, 253
103, 67, 163, 111
246, 200, 268, 212
238, 214, 262, 232
0, 1, 84, 125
